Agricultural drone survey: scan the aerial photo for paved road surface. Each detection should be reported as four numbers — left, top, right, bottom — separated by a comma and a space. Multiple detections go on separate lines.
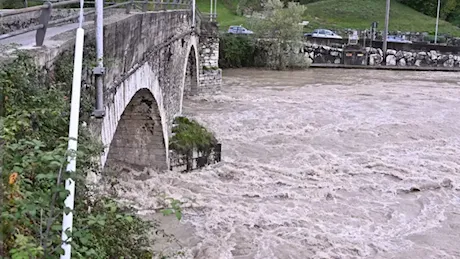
0, 13, 132, 50
0, 22, 87, 47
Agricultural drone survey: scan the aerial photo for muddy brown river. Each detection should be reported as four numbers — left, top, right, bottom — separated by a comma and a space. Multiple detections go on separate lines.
111, 69, 460, 258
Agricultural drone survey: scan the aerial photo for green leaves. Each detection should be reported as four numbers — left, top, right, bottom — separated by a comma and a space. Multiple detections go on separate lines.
249, 0, 307, 69
169, 116, 218, 154
1, 47, 154, 260
219, 34, 256, 68
9, 235, 44, 259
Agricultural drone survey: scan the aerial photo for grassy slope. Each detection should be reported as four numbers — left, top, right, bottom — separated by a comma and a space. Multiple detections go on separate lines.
197, 0, 460, 36
197, 0, 246, 29
304, 0, 460, 35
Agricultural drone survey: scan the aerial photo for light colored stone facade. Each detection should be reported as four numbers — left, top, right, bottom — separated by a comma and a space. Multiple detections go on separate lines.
199, 68, 222, 93
198, 21, 221, 94
200, 40, 219, 68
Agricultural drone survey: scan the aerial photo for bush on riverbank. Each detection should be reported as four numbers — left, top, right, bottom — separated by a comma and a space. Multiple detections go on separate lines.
219, 35, 311, 69
219, 34, 256, 68
0, 52, 153, 258
219, 0, 310, 70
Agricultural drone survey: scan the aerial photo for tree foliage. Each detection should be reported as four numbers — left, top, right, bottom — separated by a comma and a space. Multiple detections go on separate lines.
0, 52, 155, 259
250, 0, 307, 69
219, 34, 256, 68
397, 0, 460, 25
169, 116, 218, 154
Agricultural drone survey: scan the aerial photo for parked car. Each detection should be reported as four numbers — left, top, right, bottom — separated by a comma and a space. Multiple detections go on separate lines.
305, 29, 342, 39
228, 25, 254, 35
387, 35, 412, 43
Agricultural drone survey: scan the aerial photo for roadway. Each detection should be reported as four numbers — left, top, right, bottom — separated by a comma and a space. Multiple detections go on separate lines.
0, 12, 132, 51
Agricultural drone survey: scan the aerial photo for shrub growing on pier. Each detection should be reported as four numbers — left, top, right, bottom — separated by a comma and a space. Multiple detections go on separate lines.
169, 116, 218, 154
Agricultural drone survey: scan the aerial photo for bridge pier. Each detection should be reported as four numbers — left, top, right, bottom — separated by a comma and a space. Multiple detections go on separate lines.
198, 21, 221, 93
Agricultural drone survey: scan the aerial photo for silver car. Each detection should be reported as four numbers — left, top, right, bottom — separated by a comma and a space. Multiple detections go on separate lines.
310, 29, 342, 39
228, 25, 254, 35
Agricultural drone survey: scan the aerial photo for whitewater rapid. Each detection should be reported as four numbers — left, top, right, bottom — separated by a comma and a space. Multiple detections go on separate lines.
108, 69, 460, 258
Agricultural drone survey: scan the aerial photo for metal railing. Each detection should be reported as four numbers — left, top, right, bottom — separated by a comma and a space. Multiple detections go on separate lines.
0, 0, 193, 46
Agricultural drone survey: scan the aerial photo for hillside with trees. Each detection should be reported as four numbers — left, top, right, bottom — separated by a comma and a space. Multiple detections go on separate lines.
397, 0, 460, 26
197, 0, 460, 36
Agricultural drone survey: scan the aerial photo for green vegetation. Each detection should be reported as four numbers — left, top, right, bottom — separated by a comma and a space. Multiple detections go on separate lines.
0, 50, 176, 258
219, 0, 310, 70
197, 0, 460, 35
251, 0, 307, 69
169, 116, 217, 154
397, 0, 460, 26
219, 34, 256, 68
197, 0, 246, 29
304, 0, 460, 35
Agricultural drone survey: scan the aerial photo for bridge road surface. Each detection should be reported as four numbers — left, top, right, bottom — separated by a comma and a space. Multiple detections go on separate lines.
0, 12, 133, 51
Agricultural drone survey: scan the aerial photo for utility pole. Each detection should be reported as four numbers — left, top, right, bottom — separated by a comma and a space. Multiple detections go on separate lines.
93, 0, 105, 118
192, 0, 196, 28
214, 0, 217, 21
435, 0, 441, 44
209, 0, 213, 21
382, 0, 390, 62
61, 10, 85, 260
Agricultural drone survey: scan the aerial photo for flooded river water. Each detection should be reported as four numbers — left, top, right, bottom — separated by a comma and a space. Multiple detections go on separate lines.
112, 69, 460, 258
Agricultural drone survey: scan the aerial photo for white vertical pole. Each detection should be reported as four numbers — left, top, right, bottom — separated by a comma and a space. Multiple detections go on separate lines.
435, 0, 441, 44
214, 0, 217, 21
61, 2, 85, 257
60, 27, 84, 260
209, 0, 213, 21
192, 0, 196, 28
382, 0, 390, 60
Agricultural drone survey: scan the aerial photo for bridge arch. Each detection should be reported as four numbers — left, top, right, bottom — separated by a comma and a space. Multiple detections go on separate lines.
105, 88, 167, 171
100, 63, 170, 171
180, 40, 200, 113
99, 33, 200, 171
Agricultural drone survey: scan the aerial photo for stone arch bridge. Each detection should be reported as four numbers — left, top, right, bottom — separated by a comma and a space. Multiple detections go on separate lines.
93, 11, 221, 171
0, 8, 221, 171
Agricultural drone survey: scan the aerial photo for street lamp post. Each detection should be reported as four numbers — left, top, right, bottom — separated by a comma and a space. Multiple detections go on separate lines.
435, 0, 441, 44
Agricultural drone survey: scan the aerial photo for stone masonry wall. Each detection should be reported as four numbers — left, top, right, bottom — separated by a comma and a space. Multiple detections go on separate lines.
98, 10, 199, 169
198, 21, 221, 93
105, 89, 167, 171
200, 37, 218, 68
8, 10, 203, 170
102, 10, 195, 127
302, 42, 460, 68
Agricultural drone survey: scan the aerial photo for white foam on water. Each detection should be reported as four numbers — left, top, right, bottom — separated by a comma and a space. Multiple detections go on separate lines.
105, 69, 460, 259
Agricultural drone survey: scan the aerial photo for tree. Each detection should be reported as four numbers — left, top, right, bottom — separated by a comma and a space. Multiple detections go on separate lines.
397, 0, 458, 19
250, 0, 307, 70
